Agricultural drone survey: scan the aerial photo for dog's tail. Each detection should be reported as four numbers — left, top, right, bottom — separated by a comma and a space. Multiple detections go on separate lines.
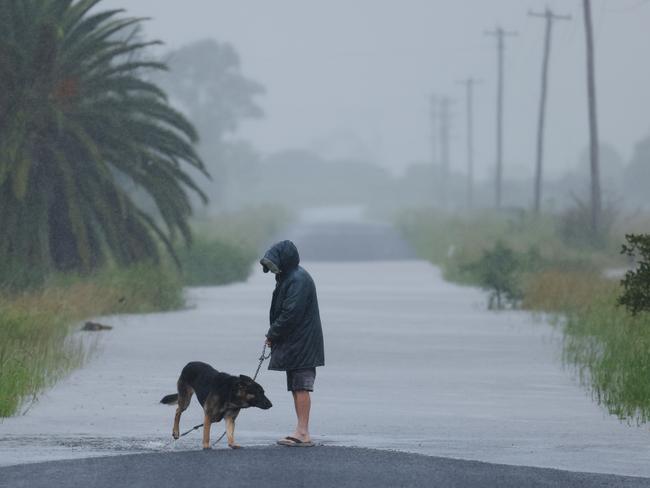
160, 393, 179, 405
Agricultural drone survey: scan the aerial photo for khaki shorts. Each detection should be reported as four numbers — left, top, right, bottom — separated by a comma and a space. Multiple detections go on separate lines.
286, 368, 316, 392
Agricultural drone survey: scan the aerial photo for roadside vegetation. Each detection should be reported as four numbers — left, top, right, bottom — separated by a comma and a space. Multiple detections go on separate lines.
0, 264, 183, 417
0, 2, 288, 417
179, 206, 294, 286
0, 206, 291, 417
0, 0, 206, 417
397, 207, 650, 424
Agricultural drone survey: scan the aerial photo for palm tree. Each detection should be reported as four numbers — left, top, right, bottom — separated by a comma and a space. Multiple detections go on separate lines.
0, 0, 208, 280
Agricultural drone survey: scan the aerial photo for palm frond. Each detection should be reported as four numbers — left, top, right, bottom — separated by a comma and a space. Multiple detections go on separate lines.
0, 0, 209, 278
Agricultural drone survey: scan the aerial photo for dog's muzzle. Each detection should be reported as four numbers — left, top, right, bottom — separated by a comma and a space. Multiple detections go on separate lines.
259, 397, 272, 410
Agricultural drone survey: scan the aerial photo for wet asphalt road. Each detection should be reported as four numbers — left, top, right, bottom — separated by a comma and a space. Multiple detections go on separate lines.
2, 447, 650, 488
3, 209, 650, 485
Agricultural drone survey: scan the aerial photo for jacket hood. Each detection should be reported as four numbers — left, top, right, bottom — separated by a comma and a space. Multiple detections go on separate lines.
260, 240, 300, 274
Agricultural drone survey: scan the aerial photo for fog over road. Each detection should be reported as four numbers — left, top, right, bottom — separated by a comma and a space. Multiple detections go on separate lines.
2, 210, 650, 483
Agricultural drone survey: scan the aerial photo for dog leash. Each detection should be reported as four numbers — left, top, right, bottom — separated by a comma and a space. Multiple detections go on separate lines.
174, 343, 272, 445
252, 343, 272, 382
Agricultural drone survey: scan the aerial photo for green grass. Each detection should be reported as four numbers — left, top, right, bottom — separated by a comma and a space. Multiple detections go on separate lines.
525, 271, 650, 424
0, 263, 183, 417
0, 205, 293, 417
397, 208, 650, 424
563, 298, 650, 424
0, 307, 84, 416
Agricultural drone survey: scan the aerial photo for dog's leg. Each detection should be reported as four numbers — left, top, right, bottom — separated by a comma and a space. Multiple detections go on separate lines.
172, 409, 182, 440
202, 412, 212, 450
172, 381, 192, 440
225, 415, 241, 449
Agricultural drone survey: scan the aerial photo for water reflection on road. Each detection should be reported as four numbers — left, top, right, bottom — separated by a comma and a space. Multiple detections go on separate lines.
1, 209, 649, 477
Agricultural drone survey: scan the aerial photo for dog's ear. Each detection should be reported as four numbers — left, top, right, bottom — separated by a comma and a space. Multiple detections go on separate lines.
239, 375, 253, 383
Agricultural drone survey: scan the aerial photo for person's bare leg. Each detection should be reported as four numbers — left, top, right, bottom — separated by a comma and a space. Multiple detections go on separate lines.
290, 390, 311, 442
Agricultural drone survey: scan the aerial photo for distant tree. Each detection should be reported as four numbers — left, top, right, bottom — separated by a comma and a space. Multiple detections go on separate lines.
556, 198, 615, 249
618, 234, 650, 315
578, 143, 624, 197
152, 39, 264, 205
253, 149, 394, 207
624, 135, 650, 206
399, 163, 437, 207
154, 39, 263, 144
0, 0, 207, 280
548, 143, 623, 215
209, 141, 262, 210
395, 162, 475, 209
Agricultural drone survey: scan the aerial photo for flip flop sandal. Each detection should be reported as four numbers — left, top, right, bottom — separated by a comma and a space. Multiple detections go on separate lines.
276, 436, 315, 447
276, 436, 298, 445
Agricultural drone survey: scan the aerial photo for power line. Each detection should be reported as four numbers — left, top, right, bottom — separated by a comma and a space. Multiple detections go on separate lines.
604, 0, 650, 13
528, 8, 571, 214
456, 77, 481, 209
429, 94, 438, 168
429, 94, 439, 206
485, 26, 517, 209
438, 96, 453, 209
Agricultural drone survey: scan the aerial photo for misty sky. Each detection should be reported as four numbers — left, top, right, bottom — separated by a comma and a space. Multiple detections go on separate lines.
103, 0, 650, 180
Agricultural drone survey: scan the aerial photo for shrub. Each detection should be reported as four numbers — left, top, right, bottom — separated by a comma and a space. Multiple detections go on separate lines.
464, 241, 522, 309
177, 237, 256, 286
183, 206, 294, 286
618, 233, 650, 315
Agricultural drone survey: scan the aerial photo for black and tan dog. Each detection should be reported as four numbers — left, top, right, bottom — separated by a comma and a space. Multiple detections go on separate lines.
160, 361, 272, 449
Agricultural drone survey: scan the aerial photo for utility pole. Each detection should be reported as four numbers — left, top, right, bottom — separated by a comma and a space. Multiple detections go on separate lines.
582, 0, 602, 235
429, 94, 439, 206
457, 77, 480, 209
529, 8, 571, 215
439, 96, 452, 209
485, 26, 517, 209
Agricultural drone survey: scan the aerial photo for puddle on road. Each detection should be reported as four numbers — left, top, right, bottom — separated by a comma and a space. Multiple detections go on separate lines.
0, 433, 408, 467
0, 435, 204, 466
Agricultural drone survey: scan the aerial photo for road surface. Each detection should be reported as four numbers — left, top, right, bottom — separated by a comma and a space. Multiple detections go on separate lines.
1, 211, 650, 485
2, 447, 650, 488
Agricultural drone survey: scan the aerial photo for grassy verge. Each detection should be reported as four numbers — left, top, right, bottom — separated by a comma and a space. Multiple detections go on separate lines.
397, 208, 650, 424
525, 270, 650, 424
396, 208, 612, 282
0, 205, 293, 417
0, 264, 183, 417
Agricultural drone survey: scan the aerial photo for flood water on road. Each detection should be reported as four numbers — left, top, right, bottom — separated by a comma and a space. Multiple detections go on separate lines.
1, 212, 650, 476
